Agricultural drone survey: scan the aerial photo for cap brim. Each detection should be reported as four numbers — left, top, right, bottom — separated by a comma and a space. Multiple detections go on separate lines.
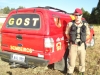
74, 13, 82, 15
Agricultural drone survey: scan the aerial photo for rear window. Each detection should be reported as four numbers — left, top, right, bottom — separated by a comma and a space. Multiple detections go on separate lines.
7, 14, 40, 29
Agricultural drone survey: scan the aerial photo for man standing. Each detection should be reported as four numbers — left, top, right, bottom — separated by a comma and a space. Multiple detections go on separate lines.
65, 8, 90, 75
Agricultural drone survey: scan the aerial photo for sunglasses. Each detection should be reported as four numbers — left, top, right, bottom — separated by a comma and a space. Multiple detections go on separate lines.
75, 14, 82, 16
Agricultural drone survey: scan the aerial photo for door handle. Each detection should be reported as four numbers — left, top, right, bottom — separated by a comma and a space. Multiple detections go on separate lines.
16, 35, 22, 40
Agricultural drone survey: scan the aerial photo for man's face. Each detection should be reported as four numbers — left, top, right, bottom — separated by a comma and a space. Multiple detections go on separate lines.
74, 13, 82, 22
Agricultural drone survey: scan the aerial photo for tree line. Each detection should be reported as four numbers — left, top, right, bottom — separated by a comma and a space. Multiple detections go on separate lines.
81, 0, 100, 24
0, 0, 100, 24
0, 6, 25, 14
89, 0, 100, 24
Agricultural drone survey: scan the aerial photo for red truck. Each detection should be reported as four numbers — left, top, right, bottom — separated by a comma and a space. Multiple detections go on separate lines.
0, 6, 94, 70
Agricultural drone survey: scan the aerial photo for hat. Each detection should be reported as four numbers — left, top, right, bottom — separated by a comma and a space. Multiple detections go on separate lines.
74, 8, 83, 15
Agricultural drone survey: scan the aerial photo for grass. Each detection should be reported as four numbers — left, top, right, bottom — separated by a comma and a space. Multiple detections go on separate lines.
90, 24, 100, 26
85, 26, 100, 75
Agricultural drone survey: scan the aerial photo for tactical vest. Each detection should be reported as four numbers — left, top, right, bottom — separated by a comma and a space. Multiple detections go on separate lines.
69, 21, 86, 43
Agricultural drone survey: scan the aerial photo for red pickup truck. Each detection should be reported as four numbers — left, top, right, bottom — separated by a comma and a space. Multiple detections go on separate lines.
0, 6, 95, 70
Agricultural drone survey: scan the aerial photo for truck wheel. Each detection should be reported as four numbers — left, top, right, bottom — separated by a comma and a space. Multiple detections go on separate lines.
54, 48, 69, 72
90, 36, 95, 46
54, 57, 65, 71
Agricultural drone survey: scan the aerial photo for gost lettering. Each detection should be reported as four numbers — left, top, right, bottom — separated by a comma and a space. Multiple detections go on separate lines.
24, 18, 30, 26
32, 18, 39, 26
16, 18, 22, 26
8, 17, 39, 27
8, 18, 15, 25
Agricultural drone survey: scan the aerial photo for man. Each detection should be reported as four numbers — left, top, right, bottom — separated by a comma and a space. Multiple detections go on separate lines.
65, 8, 90, 75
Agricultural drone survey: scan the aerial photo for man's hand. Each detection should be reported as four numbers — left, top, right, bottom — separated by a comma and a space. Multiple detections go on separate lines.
66, 34, 70, 40
86, 35, 90, 43
86, 35, 90, 40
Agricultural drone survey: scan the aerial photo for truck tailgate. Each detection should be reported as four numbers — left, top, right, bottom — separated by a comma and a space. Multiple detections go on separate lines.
1, 33, 44, 57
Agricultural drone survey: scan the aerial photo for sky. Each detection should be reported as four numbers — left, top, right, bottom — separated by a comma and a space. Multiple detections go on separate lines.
0, 0, 99, 13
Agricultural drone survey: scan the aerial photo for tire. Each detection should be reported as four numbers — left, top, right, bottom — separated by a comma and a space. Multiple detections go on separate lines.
54, 48, 69, 72
54, 57, 65, 71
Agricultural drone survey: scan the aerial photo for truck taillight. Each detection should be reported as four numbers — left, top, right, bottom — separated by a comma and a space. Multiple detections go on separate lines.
44, 38, 54, 53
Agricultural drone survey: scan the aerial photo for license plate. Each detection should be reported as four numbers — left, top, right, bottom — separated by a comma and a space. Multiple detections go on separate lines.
11, 54, 25, 62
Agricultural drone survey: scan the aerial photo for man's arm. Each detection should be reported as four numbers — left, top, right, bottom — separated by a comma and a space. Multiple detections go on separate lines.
65, 22, 71, 40
66, 34, 70, 40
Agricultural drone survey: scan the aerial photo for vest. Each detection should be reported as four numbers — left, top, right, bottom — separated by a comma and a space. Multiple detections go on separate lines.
69, 21, 86, 43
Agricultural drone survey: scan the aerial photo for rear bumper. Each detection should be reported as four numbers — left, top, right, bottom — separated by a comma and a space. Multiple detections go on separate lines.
0, 51, 49, 67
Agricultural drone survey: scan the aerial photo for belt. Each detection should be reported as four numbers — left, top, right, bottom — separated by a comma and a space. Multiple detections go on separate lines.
71, 41, 83, 46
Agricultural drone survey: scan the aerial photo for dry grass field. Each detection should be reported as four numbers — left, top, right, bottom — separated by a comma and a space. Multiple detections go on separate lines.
0, 23, 100, 75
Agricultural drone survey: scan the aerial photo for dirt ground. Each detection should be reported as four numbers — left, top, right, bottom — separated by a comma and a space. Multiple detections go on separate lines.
0, 24, 100, 75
